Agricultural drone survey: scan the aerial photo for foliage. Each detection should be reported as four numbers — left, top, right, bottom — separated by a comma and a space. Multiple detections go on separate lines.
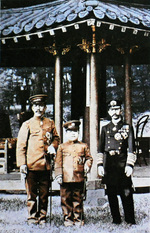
0, 65, 149, 137
106, 64, 150, 115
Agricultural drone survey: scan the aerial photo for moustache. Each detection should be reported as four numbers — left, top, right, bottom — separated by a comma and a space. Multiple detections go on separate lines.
112, 113, 119, 117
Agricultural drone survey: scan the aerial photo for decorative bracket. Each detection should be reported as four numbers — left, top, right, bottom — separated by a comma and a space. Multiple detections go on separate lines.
45, 43, 71, 56
116, 45, 140, 54
78, 25, 111, 53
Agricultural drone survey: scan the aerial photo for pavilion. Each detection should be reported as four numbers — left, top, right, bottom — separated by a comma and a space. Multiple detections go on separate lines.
1, 0, 150, 179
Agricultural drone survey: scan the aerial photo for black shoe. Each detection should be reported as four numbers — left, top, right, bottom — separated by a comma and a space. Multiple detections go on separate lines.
126, 220, 136, 225
27, 218, 38, 225
112, 220, 121, 224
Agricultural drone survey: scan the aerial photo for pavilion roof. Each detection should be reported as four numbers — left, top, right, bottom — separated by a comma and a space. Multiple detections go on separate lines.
1, 0, 150, 43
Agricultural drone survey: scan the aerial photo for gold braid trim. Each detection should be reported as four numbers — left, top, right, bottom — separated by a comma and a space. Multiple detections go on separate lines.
127, 152, 137, 166
97, 153, 104, 165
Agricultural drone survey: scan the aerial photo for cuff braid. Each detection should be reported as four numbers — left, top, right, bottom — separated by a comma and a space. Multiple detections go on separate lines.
127, 152, 137, 167
97, 153, 104, 166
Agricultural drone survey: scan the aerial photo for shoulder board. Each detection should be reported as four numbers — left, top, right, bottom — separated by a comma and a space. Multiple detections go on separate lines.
44, 117, 53, 123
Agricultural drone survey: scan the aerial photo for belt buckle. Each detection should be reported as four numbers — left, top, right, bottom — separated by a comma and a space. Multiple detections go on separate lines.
109, 150, 115, 156
109, 150, 120, 156
116, 150, 120, 155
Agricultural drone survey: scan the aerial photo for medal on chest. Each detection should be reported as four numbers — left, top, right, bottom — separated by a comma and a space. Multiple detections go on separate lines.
112, 126, 117, 131
45, 132, 52, 145
114, 124, 129, 141
114, 132, 122, 140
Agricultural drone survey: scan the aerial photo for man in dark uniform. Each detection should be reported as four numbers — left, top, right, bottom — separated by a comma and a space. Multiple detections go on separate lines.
97, 100, 136, 224
16, 94, 60, 226
55, 120, 93, 227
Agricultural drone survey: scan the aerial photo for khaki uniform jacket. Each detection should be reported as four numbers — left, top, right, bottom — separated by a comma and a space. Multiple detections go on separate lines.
55, 140, 93, 183
16, 117, 60, 170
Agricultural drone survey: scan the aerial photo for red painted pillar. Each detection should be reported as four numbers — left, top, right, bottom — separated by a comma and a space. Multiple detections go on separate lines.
124, 53, 132, 126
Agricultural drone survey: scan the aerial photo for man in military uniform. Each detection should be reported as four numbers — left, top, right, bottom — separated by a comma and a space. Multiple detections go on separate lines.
55, 120, 93, 227
97, 100, 136, 224
16, 94, 60, 225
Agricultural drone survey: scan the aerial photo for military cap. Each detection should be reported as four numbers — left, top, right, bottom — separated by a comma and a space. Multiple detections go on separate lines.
107, 100, 122, 109
63, 120, 81, 131
29, 94, 48, 104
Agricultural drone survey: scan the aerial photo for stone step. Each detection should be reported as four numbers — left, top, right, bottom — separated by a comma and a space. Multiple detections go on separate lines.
0, 177, 149, 193
0, 167, 150, 193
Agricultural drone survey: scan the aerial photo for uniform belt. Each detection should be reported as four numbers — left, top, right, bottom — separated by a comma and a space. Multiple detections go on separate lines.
108, 150, 120, 156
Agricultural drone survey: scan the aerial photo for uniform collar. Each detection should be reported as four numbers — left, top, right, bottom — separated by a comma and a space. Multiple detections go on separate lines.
67, 140, 79, 144
110, 120, 123, 129
32, 116, 45, 121
112, 117, 122, 125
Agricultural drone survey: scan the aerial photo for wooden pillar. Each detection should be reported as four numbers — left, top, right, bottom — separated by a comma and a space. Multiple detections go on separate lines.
124, 53, 132, 126
71, 56, 85, 120
54, 55, 62, 141
84, 54, 90, 146
98, 63, 107, 119
89, 53, 99, 179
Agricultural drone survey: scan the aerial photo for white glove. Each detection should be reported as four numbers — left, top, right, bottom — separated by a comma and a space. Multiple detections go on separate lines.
56, 175, 63, 185
125, 166, 133, 177
84, 164, 90, 173
20, 165, 27, 174
47, 145, 56, 155
98, 166, 104, 177
21, 173, 26, 181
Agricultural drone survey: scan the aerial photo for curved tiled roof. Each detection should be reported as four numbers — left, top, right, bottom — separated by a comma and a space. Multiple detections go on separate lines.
1, 0, 150, 38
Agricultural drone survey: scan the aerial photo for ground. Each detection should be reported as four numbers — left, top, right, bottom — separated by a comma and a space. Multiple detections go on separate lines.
0, 190, 149, 233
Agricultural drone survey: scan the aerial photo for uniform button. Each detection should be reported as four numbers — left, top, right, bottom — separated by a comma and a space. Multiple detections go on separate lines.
118, 147, 121, 149
108, 136, 110, 138
120, 142, 122, 144
108, 141, 110, 143
108, 146, 110, 148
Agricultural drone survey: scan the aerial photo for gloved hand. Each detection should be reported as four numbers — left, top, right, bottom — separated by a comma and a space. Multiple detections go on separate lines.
47, 145, 56, 155
21, 173, 26, 181
56, 175, 63, 185
84, 163, 90, 173
98, 166, 104, 177
125, 166, 133, 177
20, 165, 27, 174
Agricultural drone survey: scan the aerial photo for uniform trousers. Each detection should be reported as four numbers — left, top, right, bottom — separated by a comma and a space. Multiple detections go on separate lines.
25, 170, 50, 221
106, 185, 135, 224
60, 182, 84, 226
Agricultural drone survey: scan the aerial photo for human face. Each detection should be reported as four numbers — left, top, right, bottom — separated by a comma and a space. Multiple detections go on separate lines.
108, 106, 122, 120
66, 130, 79, 142
32, 103, 46, 118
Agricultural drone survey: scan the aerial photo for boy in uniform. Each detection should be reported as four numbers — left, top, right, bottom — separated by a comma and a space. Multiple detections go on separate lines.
55, 120, 93, 226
